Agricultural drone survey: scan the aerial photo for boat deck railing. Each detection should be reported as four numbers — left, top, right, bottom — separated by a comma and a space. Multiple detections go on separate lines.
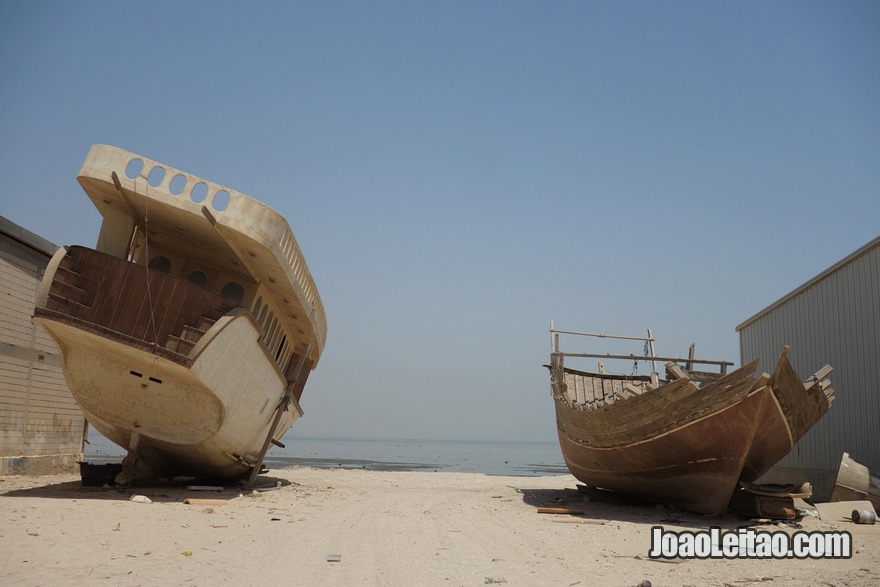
38, 246, 238, 364
549, 321, 734, 376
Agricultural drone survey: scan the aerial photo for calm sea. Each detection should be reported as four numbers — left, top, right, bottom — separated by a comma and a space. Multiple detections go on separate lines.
83, 433, 568, 477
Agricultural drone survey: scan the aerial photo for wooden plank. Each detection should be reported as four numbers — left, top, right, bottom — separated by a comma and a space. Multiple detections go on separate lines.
622, 383, 641, 398
537, 507, 585, 515
183, 499, 228, 505
665, 362, 687, 380
557, 363, 759, 447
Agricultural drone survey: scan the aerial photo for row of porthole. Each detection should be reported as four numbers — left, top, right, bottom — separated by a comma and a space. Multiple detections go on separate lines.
148, 256, 244, 304
125, 158, 231, 212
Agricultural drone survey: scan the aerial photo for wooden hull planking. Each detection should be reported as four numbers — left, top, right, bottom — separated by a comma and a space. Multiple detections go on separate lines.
552, 347, 834, 514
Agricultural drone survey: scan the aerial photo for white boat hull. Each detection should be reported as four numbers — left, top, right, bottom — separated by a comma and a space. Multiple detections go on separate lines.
38, 310, 301, 480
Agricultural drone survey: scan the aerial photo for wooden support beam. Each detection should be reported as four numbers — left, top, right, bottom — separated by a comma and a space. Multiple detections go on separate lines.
665, 362, 688, 381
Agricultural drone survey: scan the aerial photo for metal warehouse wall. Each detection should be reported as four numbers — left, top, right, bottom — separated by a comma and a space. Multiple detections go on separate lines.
737, 236, 880, 492
0, 216, 85, 474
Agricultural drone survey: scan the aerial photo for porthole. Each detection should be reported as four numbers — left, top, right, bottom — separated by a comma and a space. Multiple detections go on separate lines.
147, 256, 171, 274
191, 182, 208, 203
125, 158, 144, 180
212, 190, 230, 212
147, 166, 165, 187
220, 282, 244, 304
186, 270, 208, 287
275, 336, 287, 361
169, 174, 187, 195
253, 296, 263, 316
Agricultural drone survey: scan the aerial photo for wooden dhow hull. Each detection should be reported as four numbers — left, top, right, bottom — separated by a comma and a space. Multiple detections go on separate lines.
558, 386, 775, 514
551, 343, 834, 514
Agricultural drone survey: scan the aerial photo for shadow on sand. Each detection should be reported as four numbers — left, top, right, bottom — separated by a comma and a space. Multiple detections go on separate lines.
513, 485, 771, 530
0, 474, 293, 504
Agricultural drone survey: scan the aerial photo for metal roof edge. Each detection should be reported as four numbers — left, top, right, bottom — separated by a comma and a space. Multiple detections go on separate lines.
0, 215, 59, 257
736, 234, 880, 333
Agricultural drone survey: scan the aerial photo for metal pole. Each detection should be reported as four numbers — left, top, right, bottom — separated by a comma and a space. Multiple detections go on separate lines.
550, 328, 654, 342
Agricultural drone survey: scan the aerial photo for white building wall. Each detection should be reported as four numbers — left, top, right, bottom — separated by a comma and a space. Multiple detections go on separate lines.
0, 217, 84, 474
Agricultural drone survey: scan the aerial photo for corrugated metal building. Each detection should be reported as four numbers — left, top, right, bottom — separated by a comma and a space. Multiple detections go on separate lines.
736, 235, 880, 500
0, 216, 85, 474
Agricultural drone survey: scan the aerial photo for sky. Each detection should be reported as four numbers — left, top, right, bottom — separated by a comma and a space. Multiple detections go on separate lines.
1, 1, 878, 443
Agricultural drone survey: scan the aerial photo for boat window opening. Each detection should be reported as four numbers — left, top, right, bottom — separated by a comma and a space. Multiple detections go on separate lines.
271, 324, 285, 353
278, 346, 290, 374
186, 270, 208, 287
275, 336, 287, 361
266, 316, 278, 344
220, 282, 244, 304
168, 174, 187, 195
190, 182, 208, 204
277, 332, 288, 357
147, 165, 165, 187
252, 296, 263, 316
270, 328, 284, 357
125, 158, 144, 180
148, 377, 162, 384
266, 325, 278, 352
212, 190, 230, 212
278, 347, 290, 375
148, 255, 172, 274
130, 370, 143, 377
257, 305, 268, 328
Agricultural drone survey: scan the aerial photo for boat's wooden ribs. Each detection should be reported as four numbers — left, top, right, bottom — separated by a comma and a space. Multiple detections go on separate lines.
39, 246, 237, 358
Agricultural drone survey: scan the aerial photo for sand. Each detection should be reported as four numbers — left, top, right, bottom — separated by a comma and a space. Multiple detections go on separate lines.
1, 467, 877, 586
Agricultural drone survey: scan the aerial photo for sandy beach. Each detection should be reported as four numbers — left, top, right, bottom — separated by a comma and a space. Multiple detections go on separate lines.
1, 467, 877, 586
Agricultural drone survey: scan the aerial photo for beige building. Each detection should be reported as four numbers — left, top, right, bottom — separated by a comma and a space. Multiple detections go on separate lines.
1, 216, 84, 474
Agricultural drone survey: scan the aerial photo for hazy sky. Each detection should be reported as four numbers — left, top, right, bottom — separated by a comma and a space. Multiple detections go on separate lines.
1, 1, 878, 443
